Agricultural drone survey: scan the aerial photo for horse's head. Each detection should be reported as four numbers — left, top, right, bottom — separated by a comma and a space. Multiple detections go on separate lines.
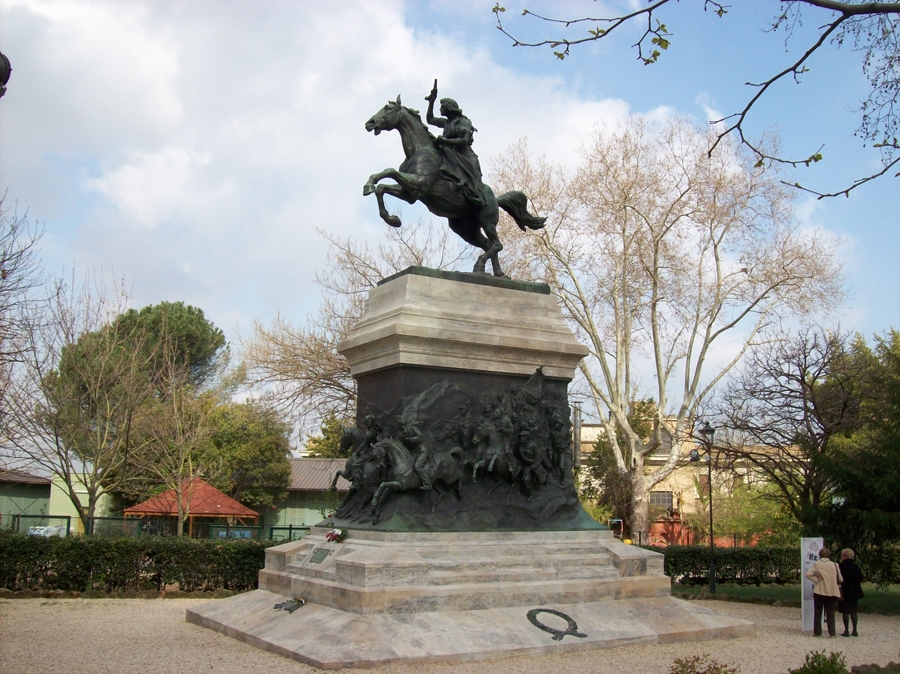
365, 95, 404, 136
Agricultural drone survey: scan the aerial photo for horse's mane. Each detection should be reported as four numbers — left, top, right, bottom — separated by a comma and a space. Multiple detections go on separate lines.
394, 102, 438, 142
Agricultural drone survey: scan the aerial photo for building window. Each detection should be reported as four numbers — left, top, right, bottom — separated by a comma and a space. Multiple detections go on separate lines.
649, 491, 674, 510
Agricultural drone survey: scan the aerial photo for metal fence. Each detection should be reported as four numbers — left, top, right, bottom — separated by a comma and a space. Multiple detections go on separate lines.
86, 517, 143, 537
269, 525, 310, 542
207, 524, 262, 540
5, 514, 72, 537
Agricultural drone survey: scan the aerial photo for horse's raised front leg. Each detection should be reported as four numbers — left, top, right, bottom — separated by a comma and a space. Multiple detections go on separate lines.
374, 183, 413, 228
362, 168, 396, 196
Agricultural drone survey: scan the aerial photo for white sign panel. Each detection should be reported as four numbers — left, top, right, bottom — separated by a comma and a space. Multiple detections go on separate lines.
801, 537, 824, 632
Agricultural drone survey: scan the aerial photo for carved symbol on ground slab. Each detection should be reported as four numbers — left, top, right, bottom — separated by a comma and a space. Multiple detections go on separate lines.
526, 608, 587, 641
273, 598, 306, 613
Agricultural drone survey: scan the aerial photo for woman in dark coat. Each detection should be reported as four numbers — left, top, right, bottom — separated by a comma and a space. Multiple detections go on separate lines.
838, 548, 864, 636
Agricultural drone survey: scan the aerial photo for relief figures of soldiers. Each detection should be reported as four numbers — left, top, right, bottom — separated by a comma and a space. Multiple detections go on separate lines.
329, 369, 574, 525
363, 80, 546, 278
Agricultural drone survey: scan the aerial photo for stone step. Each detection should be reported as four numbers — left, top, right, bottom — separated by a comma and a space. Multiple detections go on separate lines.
259, 567, 671, 614
417, 543, 610, 559
428, 566, 559, 585
428, 563, 619, 586
425, 552, 614, 572
284, 563, 337, 582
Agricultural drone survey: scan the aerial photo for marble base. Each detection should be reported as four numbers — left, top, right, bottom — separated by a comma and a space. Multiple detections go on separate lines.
186, 529, 753, 668
337, 267, 589, 382
186, 590, 753, 669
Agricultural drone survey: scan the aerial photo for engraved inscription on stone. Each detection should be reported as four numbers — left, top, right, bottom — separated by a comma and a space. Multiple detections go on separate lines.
309, 548, 331, 564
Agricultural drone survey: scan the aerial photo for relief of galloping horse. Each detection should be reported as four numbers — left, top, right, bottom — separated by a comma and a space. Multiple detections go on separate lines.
363, 96, 545, 277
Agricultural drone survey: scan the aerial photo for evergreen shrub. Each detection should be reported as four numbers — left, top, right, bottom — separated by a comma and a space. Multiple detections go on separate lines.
650, 545, 801, 586
0, 530, 275, 592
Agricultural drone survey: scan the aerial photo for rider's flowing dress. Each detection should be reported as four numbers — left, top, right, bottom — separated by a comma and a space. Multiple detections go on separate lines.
436, 115, 490, 208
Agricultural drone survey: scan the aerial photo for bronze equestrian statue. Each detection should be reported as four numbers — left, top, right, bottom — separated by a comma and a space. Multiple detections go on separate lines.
363, 81, 545, 277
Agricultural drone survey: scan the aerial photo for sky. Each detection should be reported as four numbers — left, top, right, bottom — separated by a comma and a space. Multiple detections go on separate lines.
1, 0, 897, 354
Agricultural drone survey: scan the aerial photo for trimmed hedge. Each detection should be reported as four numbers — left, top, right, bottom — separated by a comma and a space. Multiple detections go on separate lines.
652, 544, 900, 588
0, 531, 277, 593
649, 545, 802, 586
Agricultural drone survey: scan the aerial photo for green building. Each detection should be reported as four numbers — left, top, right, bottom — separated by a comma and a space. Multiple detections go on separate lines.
0, 470, 51, 528
259, 458, 349, 536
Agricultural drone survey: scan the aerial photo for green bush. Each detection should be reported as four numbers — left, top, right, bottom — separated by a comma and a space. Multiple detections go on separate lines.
650, 545, 801, 586
0, 530, 276, 592
669, 654, 740, 674
789, 651, 847, 674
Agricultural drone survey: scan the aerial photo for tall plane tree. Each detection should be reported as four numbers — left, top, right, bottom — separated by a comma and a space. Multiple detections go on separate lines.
492, 116, 843, 537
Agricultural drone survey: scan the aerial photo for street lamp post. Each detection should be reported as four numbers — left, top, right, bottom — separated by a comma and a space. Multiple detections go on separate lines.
0, 52, 11, 98
690, 421, 717, 594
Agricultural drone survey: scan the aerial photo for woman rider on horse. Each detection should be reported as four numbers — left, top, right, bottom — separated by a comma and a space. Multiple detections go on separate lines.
425, 81, 490, 209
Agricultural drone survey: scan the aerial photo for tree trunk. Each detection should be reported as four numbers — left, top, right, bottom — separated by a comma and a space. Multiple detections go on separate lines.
176, 484, 186, 536
630, 454, 649, 543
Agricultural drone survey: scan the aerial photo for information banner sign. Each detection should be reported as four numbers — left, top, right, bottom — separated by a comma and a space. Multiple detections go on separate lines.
801, 537, 824, 632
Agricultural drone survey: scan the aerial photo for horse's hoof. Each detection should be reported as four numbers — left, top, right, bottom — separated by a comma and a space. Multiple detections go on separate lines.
363, 183, 375, 196
493, 270, 505, 278
386, 215, 401, 228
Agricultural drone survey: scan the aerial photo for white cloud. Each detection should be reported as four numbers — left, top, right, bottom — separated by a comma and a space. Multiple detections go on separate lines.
3, 0, 886, 345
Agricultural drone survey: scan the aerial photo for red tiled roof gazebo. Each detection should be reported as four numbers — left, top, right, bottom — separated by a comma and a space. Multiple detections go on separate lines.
123, 478, 258, 537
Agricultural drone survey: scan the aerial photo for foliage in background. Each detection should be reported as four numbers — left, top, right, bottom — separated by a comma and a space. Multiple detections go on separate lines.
822, 330, 900, 567
1, 279, 157, 533
207, 401, 291, 507
717, 328, 869, 535
579, 400, 657, 530
304, 414, 348, 458
0, 530, 273, 592
684, 483, 802, 547
112, 301, 227, 388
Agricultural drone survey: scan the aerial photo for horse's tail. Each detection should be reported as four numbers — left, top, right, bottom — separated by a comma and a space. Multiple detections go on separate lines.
497, 190, 546, 232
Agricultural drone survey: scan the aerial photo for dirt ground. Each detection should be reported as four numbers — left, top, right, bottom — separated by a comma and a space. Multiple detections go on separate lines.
0, 598, 898, 674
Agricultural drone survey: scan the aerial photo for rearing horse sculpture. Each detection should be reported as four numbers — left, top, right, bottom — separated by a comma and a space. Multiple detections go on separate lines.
363, 96, 545, 277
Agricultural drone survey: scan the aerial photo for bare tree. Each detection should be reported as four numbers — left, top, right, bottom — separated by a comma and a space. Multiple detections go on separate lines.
0, 201, 43, 432
128, 341, 222, 536
493, 1, 900, 198
716, 328, 868, 531
1, 275, 156, 532
239, 220, 471, 433
492, 116, 845, 536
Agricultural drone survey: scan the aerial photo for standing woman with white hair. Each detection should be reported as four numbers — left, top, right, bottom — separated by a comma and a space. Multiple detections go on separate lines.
838, 548, 864, 636
805, 547, 843, 637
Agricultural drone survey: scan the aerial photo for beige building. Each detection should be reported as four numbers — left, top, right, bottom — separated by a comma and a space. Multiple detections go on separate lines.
576, 422, 724, 519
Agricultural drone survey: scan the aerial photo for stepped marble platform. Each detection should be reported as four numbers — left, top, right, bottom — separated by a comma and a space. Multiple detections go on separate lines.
186, 528, 754, 668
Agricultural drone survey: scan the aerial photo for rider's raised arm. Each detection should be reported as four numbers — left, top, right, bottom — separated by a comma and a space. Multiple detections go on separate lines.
425, 80, 446, 128
425, 99, 446, 128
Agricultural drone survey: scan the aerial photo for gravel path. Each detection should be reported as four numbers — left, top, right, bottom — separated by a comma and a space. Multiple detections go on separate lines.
1, 598, 898, 674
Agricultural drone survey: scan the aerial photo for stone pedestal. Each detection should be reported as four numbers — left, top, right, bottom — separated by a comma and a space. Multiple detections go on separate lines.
186, 267, 753, 666
187, 528, 754, 668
